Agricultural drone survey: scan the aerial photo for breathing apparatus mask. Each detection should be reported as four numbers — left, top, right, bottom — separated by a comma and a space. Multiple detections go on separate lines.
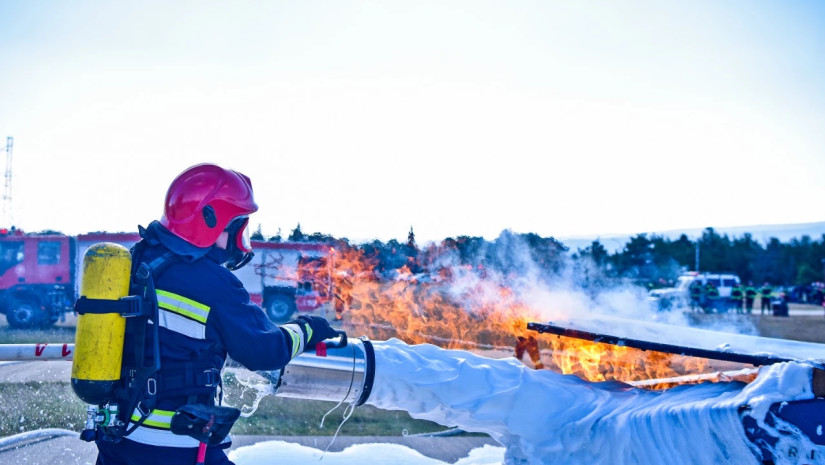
222, 216, 253, 270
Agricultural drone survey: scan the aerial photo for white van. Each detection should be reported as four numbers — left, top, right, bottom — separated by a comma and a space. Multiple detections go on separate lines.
650, 272, 741, 310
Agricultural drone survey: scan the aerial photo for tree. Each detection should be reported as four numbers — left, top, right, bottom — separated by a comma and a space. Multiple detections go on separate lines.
658, 234, 695, 271
578, 240, 609, 268
755, 237, 791, 285
796, 263, 821, 286
729, 233, 762, 283
407, 227, 417, 250
250, 224, 264, 241
288, 223, 304, 242
610, 234, 658, 283
697, 228, 733, 273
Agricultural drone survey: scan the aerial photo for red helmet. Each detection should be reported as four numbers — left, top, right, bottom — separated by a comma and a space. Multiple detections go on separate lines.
161, 163, 258, 248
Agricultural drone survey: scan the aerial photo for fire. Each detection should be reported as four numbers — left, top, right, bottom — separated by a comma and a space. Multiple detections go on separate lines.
541, 336, 755, 389
305, 243, 756, 389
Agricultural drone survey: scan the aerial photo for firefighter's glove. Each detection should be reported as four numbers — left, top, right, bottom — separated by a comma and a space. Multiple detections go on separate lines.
281, 316, 337, 358
296, 315, 337, 349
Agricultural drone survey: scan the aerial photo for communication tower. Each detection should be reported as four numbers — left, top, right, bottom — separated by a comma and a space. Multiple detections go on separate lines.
1, 136, 12, 226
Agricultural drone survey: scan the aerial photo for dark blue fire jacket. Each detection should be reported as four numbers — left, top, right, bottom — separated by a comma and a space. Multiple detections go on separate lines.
97, 221, 302, 461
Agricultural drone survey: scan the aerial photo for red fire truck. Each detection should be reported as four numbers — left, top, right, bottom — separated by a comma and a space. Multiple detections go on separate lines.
0, 228, 336, 328
0, 229, 140, 328
235, 241, 337, 322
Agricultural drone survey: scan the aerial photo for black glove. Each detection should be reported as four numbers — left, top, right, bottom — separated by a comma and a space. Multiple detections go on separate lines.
294, 315, 337, 349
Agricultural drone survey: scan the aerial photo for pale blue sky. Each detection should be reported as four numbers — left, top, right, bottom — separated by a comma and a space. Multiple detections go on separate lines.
1, 1, 823, 244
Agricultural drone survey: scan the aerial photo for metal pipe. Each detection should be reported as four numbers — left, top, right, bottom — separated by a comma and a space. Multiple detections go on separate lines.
262, 336, 375, 406
0, 344, 73, 361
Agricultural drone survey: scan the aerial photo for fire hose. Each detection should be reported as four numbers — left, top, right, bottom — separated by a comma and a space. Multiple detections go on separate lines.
0, 428, 78, 451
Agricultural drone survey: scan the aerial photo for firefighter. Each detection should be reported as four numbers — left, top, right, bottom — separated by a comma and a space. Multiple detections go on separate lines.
95, 164, 337, 465
704, 281, 720, 312
744, 281, 757, 314
729, 282, 744, 314
760, 282, 773, 315
689, 281, 703, 311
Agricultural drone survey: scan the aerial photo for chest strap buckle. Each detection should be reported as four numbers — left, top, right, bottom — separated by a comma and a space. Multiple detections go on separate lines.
203, 369, 221, 388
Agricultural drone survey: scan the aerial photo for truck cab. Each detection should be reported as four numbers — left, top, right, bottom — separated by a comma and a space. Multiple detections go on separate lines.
0, 229, 75, 328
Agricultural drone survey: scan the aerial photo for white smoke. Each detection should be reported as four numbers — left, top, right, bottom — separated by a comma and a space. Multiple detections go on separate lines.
428, 230, 757, 338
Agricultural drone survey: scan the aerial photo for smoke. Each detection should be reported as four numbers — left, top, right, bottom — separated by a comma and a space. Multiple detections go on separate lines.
442, 232, 629, 319
425, 230, 755, 336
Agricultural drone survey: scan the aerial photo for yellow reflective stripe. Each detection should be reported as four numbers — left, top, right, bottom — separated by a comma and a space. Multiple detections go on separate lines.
305, 324, 314, 345
281, 323, 304, 358
131, 408, 175, 429
156, 289, 210, 323
289, 329, 301, 358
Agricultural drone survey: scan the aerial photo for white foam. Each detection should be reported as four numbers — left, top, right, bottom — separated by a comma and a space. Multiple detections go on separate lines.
366, 338, 816, 465
229, 440, 505, 464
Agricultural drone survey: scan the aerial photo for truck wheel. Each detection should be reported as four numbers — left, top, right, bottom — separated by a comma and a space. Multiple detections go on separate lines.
265, 294, 296, 323
6, 297, 48, 329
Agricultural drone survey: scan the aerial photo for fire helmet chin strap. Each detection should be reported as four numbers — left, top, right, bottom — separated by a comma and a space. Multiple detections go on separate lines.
224, 249, 253, 271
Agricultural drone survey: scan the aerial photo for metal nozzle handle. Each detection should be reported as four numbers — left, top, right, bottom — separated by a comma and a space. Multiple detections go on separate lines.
324, 330, 348, 349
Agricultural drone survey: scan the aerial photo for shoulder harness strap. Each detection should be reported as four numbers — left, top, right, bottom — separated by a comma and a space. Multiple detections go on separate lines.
102, 238, 180, 441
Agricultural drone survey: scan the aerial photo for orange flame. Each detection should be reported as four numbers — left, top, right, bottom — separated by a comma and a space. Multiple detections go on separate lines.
311, 244, 755, 389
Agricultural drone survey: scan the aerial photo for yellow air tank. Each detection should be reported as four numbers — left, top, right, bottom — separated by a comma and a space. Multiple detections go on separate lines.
71, 242, 131, 405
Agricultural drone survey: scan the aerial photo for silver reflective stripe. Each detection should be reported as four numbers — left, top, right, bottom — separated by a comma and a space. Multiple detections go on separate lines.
127, 426, 231, 448
156, 289, 210, 339
127, 426, 201, 447
281, 323, 305, 358
158, 309, 206, 339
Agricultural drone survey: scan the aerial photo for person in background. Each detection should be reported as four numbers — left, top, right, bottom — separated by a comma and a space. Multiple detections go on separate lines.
95, 163, 337, 465
730, 282, 744, 314
704, 281, 720, 312
689, 281, 703, 311
744, 281, 757, 314
760, 282, 773, 315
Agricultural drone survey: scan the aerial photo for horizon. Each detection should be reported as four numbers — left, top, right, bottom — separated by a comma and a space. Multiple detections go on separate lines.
6, 219, 825, 249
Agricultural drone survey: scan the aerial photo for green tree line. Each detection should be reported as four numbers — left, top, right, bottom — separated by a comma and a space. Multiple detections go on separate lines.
255, 225, 825, 292
578, 227, 825, 289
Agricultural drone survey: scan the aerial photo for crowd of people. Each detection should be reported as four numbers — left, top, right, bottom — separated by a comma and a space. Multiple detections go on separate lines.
689, 281, 787, 315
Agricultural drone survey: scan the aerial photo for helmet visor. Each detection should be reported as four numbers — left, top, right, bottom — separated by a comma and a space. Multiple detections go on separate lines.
228, 216, 252, 253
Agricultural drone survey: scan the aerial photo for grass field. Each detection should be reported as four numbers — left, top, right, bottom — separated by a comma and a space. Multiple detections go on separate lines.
689, 303, 825, 344
0, 315, 448, 437
0, 377, 447, 438
750, 314, 825, 343
0, 306, 822, 437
